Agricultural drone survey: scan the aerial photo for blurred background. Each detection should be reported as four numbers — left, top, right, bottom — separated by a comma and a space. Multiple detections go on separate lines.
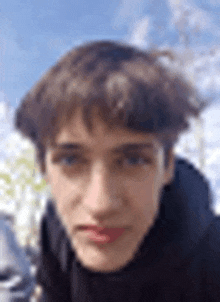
0, 0, 220, 272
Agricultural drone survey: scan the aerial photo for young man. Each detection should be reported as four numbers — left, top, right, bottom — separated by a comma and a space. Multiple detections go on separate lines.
15, 41, 220, 301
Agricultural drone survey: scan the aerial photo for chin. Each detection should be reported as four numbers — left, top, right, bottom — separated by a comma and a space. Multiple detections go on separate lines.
78, 254, 131, 273
74, 240, 138, 273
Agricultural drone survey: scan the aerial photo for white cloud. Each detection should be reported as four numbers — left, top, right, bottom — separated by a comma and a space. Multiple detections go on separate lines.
0, 91, 6, 102
113, 0, 145, 28
0, 93, 11, 121
113, 0, 151, 48
167, 0, 220, 37
129, 17, 150, 48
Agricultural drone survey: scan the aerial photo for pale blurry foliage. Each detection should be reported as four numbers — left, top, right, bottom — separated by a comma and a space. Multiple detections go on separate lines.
0, 138, 46, 201
0, 130, 49, 246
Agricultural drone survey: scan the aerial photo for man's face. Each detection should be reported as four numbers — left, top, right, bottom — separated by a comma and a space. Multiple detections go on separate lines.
45, 109, 174, 273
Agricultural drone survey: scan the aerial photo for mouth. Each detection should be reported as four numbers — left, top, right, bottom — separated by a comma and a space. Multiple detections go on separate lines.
79, 225, 126, 244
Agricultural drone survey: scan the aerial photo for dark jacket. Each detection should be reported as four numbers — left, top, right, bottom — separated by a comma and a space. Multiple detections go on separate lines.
0, 216, 35, 302
37, 157, 220, 301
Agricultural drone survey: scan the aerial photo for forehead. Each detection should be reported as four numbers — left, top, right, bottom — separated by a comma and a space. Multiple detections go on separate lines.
50, 108, 162, 152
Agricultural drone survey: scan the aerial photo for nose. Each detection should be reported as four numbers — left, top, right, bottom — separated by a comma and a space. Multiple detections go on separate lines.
83, 161, 122, 220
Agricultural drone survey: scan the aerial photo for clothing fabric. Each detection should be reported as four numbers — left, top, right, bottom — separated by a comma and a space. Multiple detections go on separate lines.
37, 157, 220, 301
0, 216, 35, 302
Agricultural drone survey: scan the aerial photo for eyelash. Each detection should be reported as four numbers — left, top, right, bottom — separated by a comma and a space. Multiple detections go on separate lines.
53, 155, 80, 166
117, 155, 151, 167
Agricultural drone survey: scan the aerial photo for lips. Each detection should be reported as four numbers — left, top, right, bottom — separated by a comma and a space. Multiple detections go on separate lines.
80, 226, 126, 244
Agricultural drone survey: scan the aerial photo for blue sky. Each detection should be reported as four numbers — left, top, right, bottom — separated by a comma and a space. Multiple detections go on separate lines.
0, 0, 127, 106
0, 0, 220, 107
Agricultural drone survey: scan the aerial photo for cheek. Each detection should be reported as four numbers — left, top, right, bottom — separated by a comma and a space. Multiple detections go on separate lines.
48, 172, 81, 234
47, 169, 77, 212
48, 167, 69, 195
125, 174, 160, 221
153, 170, 167, 202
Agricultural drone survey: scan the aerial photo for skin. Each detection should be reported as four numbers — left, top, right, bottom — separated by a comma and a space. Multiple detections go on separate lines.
44, 108, 175, 273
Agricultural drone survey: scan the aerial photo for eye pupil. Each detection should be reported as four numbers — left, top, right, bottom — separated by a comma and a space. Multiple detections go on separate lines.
128, 157, 140, 165
63, 156, 77, 165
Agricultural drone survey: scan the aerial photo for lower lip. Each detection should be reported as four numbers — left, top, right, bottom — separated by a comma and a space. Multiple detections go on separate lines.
83, 228, 126, 244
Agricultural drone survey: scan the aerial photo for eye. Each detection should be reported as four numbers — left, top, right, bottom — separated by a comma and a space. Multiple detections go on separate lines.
125, 155, 149, 166
117, 154, 151, 167
52, 155, 79, 166
61, 156, 78, 166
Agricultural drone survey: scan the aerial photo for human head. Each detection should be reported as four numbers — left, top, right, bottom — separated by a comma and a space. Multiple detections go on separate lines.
15, 40, 204, 173
15, 40, 205, 273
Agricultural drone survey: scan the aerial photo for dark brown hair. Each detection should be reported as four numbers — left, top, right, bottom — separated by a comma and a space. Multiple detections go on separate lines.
15, 40, 206, 172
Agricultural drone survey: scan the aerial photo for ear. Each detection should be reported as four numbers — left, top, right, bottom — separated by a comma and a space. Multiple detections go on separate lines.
164, 148, 175, 186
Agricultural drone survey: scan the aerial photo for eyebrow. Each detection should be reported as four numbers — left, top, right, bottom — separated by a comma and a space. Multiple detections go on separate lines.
52, 143, 82, 150
113, 143, 154, 152
51, 142, 154, 153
